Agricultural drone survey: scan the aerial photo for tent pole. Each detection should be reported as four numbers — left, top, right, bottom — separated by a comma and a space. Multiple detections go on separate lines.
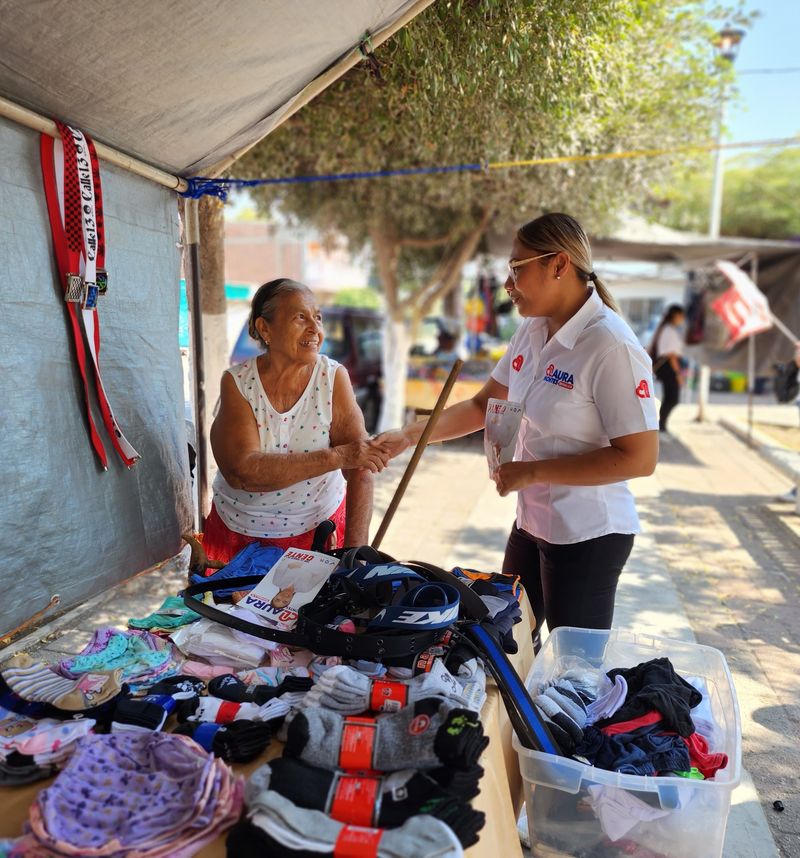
184, 199, 208, 529
0, 95, 187, 192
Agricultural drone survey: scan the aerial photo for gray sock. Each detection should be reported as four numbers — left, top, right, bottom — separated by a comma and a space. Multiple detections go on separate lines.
246, 788, 463, 857
285, 698, 460, 771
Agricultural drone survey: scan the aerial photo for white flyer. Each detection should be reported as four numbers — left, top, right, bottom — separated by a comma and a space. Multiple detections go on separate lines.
240, 548, 339, 630
484, 398, 523, 474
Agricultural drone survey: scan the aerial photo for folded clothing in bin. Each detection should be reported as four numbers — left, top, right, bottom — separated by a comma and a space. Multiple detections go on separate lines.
518, 628, 741, 858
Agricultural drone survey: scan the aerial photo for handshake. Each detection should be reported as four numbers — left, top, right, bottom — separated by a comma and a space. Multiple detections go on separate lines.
334, 428, 415, 473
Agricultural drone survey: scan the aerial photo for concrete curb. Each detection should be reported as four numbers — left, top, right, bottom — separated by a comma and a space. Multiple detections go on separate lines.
719, 417, 800, 486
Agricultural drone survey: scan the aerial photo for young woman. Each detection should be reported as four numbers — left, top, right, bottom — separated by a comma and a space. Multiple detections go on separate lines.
375, 213, 658, 651
650, 304, 686, 434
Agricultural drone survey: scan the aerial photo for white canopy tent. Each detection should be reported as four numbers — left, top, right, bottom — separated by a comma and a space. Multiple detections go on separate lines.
0, 0, 433, 637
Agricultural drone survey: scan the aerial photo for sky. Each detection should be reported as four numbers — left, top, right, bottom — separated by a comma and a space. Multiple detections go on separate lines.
725, 0, 800, 155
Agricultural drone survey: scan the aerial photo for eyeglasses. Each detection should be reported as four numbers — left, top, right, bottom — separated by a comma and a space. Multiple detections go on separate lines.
508, 252, 556, 284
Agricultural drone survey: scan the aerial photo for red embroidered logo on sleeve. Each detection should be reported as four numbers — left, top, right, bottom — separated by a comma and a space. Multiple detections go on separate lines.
635, 380, 651, 399
512, 355, 524, 372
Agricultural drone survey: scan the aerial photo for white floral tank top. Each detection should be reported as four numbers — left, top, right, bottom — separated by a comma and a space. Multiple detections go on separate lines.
212, 354, 345, 537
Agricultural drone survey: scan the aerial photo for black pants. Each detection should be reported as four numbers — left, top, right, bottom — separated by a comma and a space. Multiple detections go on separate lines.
502, 523, 634, 652
656, 362, 679, 432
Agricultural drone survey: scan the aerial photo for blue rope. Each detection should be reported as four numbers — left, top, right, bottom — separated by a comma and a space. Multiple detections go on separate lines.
180, 161, 486, 200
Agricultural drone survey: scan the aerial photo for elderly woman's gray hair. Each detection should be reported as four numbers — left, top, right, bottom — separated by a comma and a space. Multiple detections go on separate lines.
247, 278, 312, 347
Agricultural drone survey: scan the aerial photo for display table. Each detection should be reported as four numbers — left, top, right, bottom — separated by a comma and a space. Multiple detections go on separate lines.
0, 599, 535, 858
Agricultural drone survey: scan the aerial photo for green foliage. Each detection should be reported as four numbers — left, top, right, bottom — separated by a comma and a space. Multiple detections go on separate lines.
652, 147, 800, 239
332, 287, 382, 309
235, 0, 746, 292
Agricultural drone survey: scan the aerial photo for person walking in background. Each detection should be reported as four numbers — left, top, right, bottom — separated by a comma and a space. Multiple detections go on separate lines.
650, 304, 686, 434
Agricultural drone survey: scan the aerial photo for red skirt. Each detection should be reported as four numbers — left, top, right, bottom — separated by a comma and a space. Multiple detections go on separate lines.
201, 497, 347, 565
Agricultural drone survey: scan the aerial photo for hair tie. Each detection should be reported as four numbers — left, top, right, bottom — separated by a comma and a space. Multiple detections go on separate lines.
588, 271, 598, 282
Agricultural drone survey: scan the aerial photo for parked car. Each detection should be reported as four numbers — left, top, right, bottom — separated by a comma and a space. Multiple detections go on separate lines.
230, 306, 384, 432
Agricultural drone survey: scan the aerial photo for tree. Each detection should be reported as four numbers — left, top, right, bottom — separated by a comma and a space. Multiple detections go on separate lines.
651, 147, 800, 239
236, 0, 740, 428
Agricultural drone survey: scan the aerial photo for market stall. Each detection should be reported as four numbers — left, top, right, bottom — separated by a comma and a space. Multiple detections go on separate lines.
0, 548, 536, 857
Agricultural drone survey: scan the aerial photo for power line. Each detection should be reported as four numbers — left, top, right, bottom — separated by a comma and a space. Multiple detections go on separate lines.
738, 67, 800, 75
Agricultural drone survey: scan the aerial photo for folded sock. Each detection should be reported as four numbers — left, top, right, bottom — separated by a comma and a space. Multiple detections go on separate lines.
208, 673, 312, 706
181, 696, 290, 724
252, 758, 483, 844
303, 661, 467, 715
0, 753, 58, 786
233, 790, 464, 857
112, 675, 206, 732
174, 718, 272, 762
586, 675, 628, 724
534, 689, 585, 753
1, 654, 122, 711
285, 698, 486, 772
128, 595, 201, 630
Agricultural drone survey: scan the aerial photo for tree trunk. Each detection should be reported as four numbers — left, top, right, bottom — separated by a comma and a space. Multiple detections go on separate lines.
371, 210, 493, 432
198, 196, 228, 453
378, 314, 410, 432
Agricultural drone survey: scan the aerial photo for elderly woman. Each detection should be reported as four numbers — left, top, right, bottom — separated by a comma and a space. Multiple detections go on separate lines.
203, 278, 389, 563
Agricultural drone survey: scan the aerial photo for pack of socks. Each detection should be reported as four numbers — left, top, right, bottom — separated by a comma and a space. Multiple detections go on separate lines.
302, 662, 467, 715
284, 698, 487, 772
249, 758, 485, 845
174, 719, 272, 763
179, 695, 291, 725
226, 790, 463, 857
1, 654, 123, 712
112, 676, 205, 732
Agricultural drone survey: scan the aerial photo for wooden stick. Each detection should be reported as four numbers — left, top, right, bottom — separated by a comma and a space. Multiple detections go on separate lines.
372, 359, 464, 549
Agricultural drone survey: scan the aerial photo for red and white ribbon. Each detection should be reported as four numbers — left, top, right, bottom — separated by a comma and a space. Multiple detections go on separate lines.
41, 122, 140, 468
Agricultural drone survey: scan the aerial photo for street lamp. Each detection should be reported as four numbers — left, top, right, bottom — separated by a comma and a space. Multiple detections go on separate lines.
697, 26, 746, 423
708, 26, 745, 239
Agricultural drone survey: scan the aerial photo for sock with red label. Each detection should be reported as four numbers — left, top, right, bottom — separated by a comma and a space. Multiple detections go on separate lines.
255, 758, 484, 844
303, 662, 467, 715
284, 698, 486, 772
230, 789, 464, 857
180, 695, 291, 724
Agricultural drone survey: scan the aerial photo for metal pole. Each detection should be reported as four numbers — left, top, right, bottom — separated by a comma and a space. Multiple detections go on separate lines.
697, 82, 728, 423
372, 359, 464, 549
708, 86, 727, 240
0, 95, 187, 192
184, 199, 208, 529
746, 255, 758, 445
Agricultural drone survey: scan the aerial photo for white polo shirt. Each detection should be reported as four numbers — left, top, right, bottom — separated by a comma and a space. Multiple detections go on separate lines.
491, 288, 658, 544
655, 325, 684, 358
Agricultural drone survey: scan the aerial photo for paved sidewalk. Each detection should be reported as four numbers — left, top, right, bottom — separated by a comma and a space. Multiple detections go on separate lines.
3, 416, 797, 856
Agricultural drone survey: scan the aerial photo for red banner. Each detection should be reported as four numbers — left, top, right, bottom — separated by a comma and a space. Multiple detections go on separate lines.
711, 260, 772, 347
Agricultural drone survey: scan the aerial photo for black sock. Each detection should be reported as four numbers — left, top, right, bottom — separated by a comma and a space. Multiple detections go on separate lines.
208, 674, 312, 706
174, 719, 272, 762
262, 757, 485, 844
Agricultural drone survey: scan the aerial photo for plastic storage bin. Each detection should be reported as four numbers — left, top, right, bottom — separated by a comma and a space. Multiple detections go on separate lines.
513, 628, 741, 858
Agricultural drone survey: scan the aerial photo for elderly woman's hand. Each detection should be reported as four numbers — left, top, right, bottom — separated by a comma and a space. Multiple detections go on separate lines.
334, 440, 390, 473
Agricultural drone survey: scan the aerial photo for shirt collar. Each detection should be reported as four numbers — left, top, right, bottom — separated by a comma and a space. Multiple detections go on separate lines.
551, 287, 603, 350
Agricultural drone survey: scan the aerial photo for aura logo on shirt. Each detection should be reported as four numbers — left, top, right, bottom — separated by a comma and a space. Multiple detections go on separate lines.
512, 354, 524, 372
543, 363, 574, 389
635, 380, 651, 399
